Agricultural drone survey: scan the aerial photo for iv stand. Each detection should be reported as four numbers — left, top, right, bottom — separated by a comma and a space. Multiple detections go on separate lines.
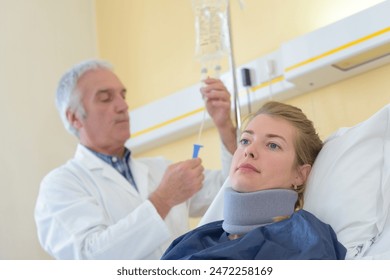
226, 0, 241, 134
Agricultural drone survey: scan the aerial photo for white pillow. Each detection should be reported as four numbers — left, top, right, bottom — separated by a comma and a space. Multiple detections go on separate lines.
304, 104, 390, 259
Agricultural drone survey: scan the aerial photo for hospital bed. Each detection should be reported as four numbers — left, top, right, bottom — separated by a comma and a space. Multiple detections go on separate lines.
200, 103, 390, 259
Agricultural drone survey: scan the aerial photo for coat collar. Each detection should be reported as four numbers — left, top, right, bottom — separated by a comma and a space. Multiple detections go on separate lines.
74, 144, 106, 170
73, 144, 149, 198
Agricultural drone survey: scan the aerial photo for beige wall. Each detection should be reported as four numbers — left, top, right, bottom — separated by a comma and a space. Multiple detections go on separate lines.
0, 0, 97, 259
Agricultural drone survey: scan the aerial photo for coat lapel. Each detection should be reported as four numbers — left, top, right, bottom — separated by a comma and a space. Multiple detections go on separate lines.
130, 159, 150, 200
74, 144, 140, 197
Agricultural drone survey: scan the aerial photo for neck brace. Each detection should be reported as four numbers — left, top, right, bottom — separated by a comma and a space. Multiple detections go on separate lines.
222, 187, 298, 235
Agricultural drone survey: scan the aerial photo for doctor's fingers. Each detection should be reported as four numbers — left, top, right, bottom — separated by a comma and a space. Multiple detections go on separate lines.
202, 84, 230, 100
201, 79, 228, 93
167, 158, 201, 172
175, 162, 204, 184
167, 160, 204, 180
169, 170, 204, 201
202, 77, 225, 87
182, 173, 204, 194
206, 98, 231, 110
173, 182, 203, 204
186, 157, 203, 169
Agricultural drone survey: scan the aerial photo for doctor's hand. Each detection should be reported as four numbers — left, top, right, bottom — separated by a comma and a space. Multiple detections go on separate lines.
200, 78, 237, 154
149, 158, 204, 219
201, 78, 231, 127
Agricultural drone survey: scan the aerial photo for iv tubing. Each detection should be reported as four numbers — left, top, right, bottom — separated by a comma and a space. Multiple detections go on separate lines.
197, 104, 206, 144
197, 67, 209, 144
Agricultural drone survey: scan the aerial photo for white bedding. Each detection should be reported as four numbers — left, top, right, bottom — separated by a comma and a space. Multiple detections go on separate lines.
304, 103, 390, 259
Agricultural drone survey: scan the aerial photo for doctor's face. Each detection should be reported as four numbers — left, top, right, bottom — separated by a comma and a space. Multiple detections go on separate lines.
230, 114, 304, 193
72, 68, 130, 156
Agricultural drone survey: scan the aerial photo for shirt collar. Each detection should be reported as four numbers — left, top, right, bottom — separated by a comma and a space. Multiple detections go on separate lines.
84, 145, 131, 165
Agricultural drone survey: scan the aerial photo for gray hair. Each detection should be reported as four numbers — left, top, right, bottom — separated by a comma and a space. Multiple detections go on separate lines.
55, 59, 113, 137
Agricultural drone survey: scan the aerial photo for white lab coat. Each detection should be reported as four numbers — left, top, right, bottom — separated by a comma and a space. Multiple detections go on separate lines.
35, 144, 231, 260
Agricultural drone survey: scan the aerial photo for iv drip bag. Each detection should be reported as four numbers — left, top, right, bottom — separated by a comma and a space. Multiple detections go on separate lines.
192, 0, 230, 62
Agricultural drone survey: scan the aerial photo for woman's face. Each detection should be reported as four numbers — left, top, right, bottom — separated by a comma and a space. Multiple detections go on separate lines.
230, 114, 308, 192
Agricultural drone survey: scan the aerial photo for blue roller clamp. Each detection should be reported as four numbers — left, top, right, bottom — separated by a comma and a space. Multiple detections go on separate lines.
192, 144, 203, 158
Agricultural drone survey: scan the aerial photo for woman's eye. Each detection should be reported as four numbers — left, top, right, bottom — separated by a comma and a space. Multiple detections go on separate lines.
267, 142, 280, 150
239, 138, 250, 145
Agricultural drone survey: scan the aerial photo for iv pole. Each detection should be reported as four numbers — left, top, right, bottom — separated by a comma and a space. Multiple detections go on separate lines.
226, 0, 242, 133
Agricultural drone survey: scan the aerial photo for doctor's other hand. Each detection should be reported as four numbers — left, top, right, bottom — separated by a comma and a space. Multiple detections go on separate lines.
149, 158, 205, 219
201, 78, 231, 128
200, 78, 237, 154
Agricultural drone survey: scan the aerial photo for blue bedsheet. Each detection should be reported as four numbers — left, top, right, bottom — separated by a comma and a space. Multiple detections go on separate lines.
162, 210, 346, 260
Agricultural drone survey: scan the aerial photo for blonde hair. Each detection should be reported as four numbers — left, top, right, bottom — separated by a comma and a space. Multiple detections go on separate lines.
242, 101, 323, 210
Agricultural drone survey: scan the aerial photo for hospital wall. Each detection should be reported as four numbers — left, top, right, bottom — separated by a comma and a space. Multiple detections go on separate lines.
0, 0, 97, 259
96, 1, 389, 173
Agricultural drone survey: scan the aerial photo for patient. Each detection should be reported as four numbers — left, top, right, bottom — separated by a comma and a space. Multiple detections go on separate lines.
162, 101, 346, 260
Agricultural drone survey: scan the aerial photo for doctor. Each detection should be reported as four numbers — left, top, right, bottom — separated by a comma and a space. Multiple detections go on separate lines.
34, 59, 237, 259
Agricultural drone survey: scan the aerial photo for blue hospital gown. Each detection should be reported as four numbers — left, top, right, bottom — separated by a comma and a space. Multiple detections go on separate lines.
161, 210, 346, 260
